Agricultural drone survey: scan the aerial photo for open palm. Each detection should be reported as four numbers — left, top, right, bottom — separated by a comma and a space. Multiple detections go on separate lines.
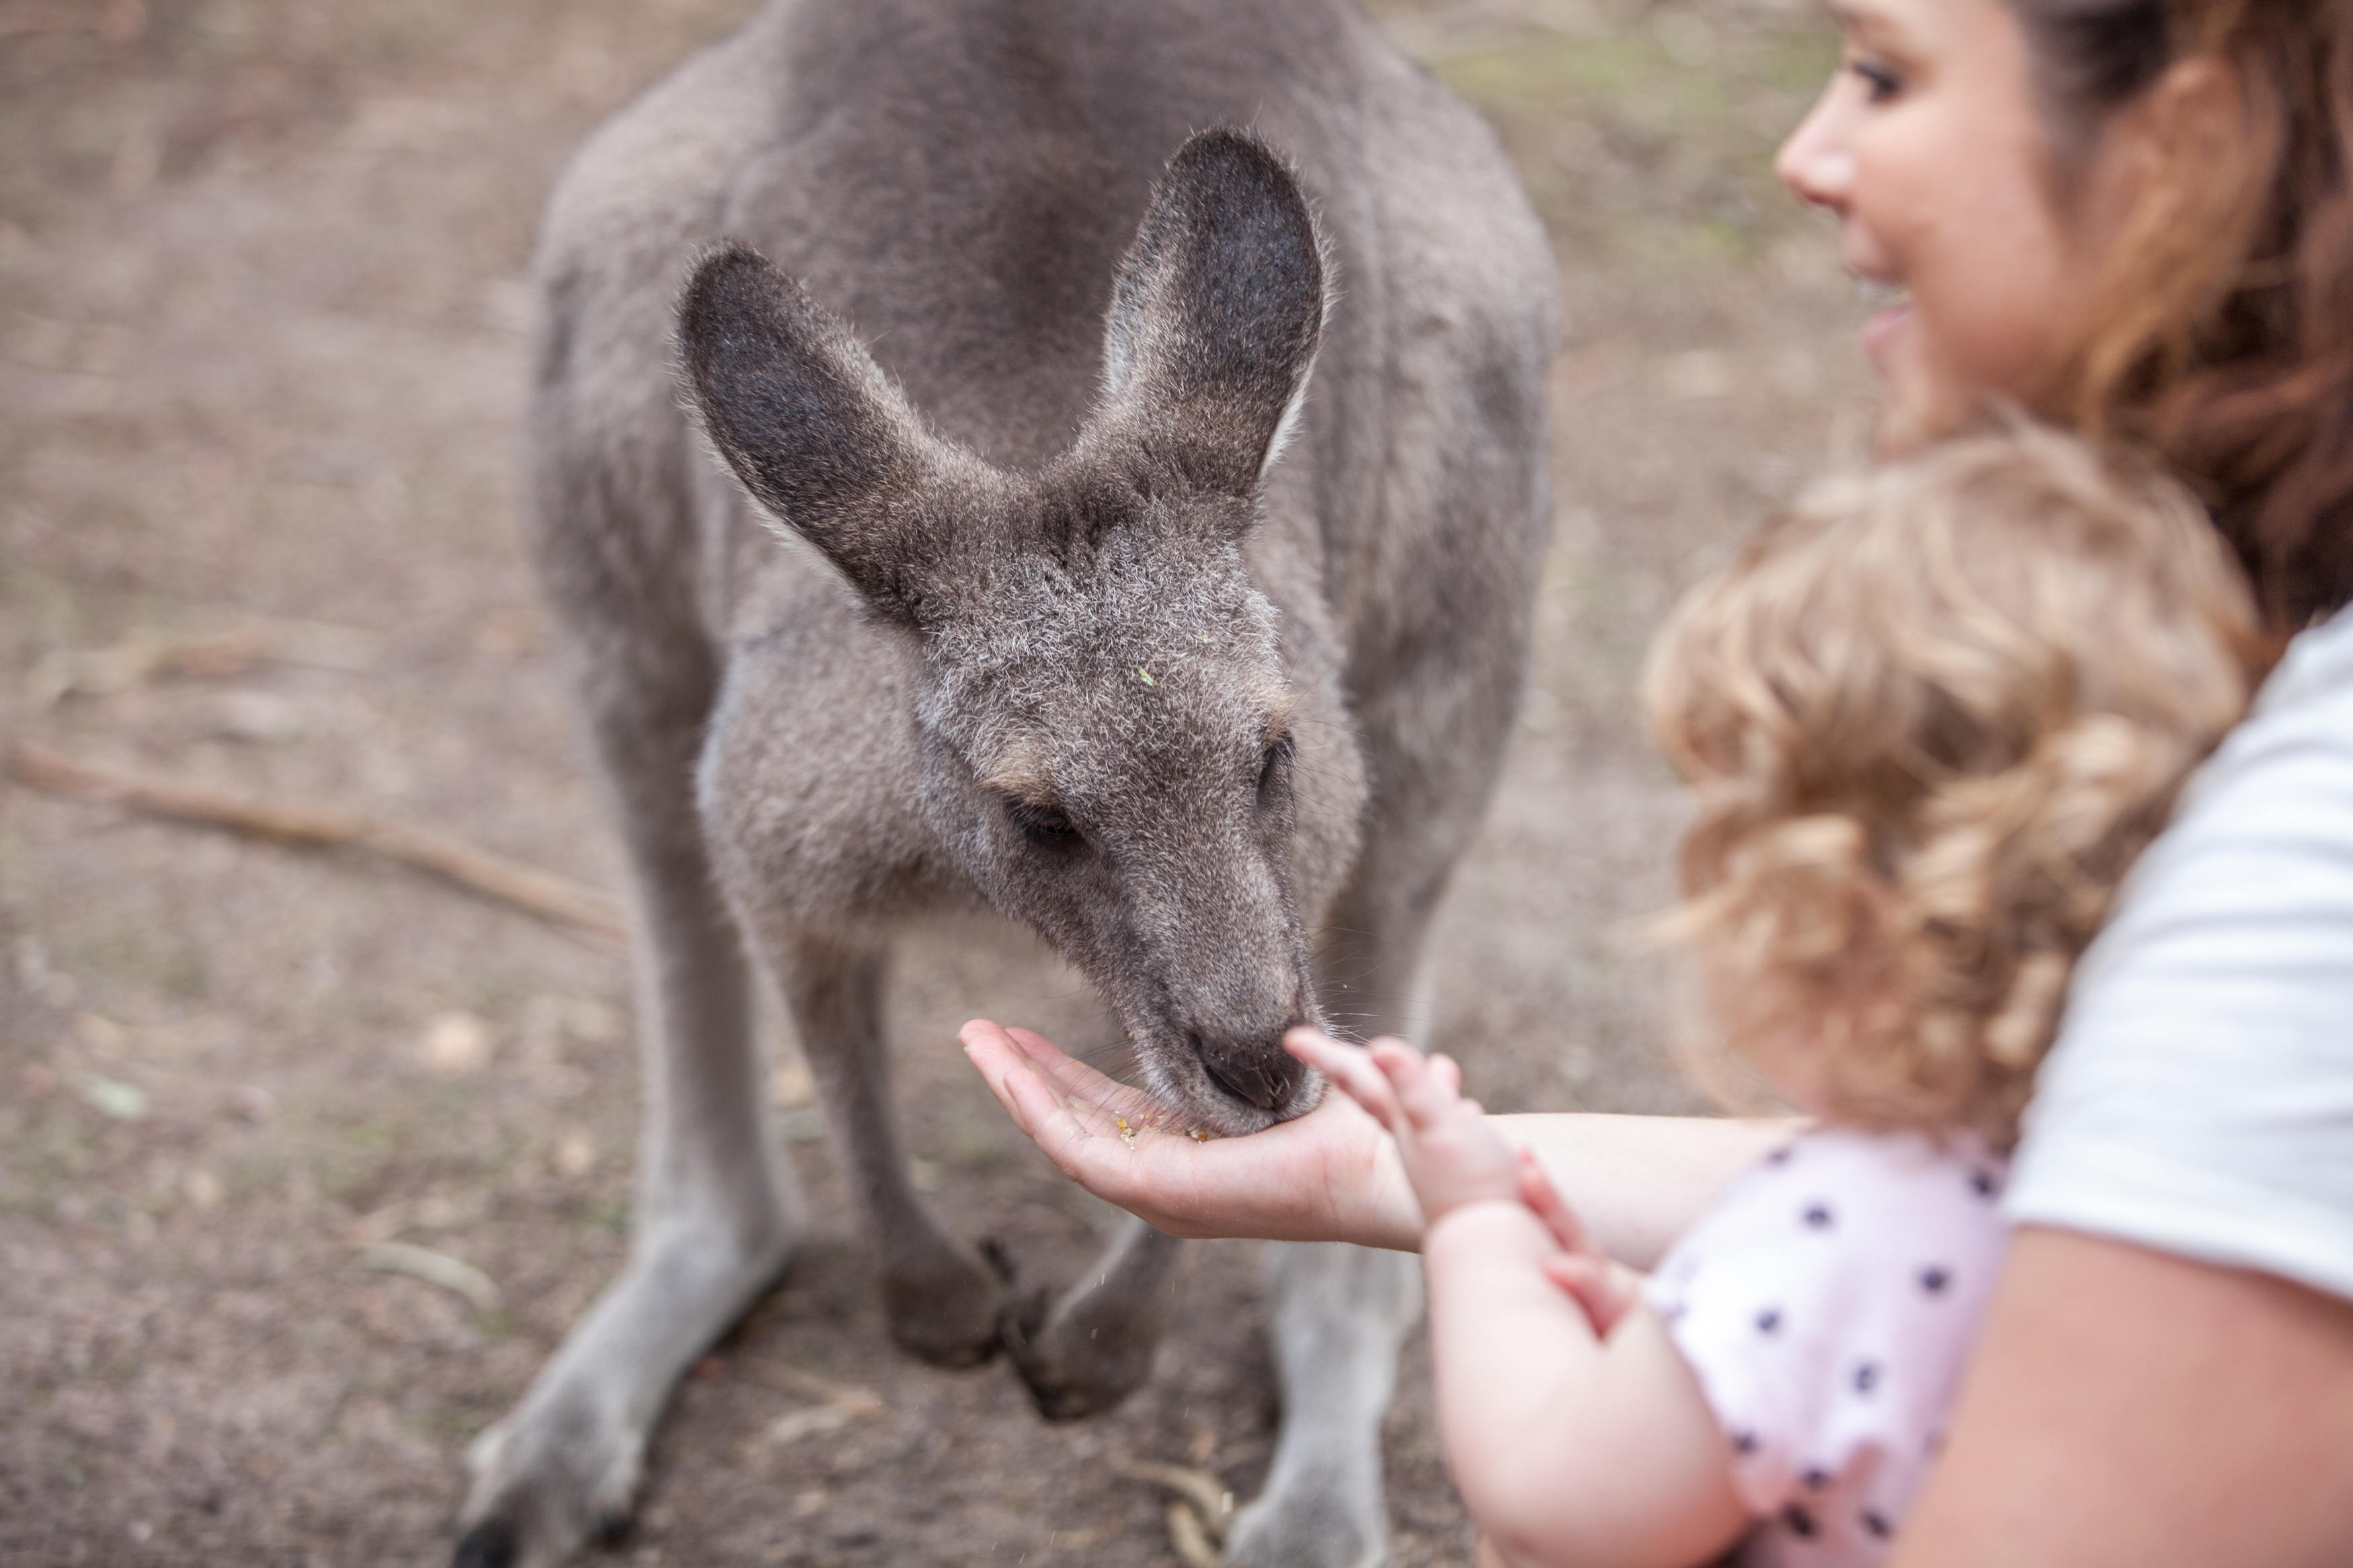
961, 1019, 1424, 1251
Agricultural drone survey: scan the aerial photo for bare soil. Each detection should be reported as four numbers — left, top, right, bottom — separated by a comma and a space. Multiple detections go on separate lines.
0, 1, 1874, 1563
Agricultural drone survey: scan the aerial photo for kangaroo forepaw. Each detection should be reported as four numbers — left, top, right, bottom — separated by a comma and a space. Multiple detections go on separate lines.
1000, 1275, 1161, 1421
880, 1249, 1004, 1368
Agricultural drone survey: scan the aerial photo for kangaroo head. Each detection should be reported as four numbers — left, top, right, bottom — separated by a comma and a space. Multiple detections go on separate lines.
681, 128, 1358, 1134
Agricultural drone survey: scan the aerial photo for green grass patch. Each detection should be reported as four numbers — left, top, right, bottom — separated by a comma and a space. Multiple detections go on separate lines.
1399, 15, 1841, 275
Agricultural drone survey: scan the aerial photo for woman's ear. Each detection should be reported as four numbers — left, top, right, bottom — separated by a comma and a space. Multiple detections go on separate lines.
2087, 54, 2252, 262
2150, 54, 2247, 185
2055, 50, 2258, 434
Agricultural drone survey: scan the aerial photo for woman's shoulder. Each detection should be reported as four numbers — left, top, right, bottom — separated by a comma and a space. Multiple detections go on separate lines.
2257, 600, 2353, 716
2171, 600, 2353, 822
2011, 603, 2353, 1300
2083, 601, 2353, 949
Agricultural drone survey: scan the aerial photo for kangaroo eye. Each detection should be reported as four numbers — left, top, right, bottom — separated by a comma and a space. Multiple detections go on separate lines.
1258, 730, 1296, 799
1006, 799, 1082, 848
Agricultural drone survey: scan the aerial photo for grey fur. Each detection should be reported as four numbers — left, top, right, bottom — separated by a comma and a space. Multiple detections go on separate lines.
457, 3, 1554, 1565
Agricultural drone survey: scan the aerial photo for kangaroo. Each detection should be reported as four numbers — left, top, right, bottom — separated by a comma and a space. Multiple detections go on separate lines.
456, 3, 1556, 1565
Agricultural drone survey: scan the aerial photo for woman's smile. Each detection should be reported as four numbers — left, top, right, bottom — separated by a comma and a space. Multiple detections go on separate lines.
1858, 284, 1913, 382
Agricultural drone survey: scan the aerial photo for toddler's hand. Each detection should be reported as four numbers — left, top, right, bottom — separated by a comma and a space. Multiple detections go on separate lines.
1517, 1149, 1638, 1335
1287, 1031, 1522, 1223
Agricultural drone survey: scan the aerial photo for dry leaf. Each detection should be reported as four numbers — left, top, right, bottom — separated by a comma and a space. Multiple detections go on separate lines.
79, 1073, 150, 1120
422, 1012, 493, 1076
770, 1059, 815, 1108
554, 1130, 595, 1179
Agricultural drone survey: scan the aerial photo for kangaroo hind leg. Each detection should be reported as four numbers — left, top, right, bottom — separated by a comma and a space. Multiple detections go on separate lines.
455, 676, 803, 1568
1222, 1241, 1424, 1568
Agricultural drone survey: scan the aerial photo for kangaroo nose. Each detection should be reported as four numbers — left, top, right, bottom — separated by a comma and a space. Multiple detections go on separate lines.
1193, 1030, 1305, 1112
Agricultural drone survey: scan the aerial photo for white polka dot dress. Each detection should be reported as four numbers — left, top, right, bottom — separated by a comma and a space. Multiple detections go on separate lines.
1641, 1128, 2009, 1567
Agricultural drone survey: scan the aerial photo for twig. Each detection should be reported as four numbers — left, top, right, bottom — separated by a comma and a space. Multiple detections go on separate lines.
1110, 1458, 1235, 1551
744, 1359, 889, 1416
27, 617, 380, 705
357, 1239, 504, 1314
8, 741, 627, 944
739, 1361, 889, 1456
1163, 1501, 1222, 1568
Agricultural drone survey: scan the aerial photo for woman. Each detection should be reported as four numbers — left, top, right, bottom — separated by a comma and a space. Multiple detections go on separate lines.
963, 0, 2353, 1561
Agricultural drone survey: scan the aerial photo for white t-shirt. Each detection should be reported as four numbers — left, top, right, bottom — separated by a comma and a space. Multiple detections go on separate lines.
2007, 602, 2353, 1301
1642, 1128, 2010, 1568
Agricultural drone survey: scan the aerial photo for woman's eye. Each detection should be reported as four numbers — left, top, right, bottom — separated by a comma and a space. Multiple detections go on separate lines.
1006, 799, 1082, 847
1849, 57, 1901, 104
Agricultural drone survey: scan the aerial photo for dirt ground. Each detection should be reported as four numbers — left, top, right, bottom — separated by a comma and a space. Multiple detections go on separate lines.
0, 1, 1876, 1562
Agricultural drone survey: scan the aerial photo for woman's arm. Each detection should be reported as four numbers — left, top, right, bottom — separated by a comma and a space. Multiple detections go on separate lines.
961, 1019, 1791, 1265
1892, 1227, 2353, 1568
1895, 649, 2353, 1564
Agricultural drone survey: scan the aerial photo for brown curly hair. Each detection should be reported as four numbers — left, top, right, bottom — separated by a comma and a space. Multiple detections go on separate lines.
2005, 0, 2353, 626
1644, 425, 2266, 1144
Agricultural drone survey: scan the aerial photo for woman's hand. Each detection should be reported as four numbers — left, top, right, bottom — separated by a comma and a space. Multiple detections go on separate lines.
959, 1018, 1427, 1249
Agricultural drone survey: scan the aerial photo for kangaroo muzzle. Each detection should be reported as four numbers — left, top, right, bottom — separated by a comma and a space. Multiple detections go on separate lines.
1192, 1027, 1307, 1112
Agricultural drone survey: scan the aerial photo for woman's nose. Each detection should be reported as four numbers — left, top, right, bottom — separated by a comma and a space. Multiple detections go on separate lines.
1776, 79, 1853, 212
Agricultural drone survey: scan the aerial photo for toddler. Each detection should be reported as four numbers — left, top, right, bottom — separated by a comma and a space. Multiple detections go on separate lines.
1293, 425, 2266, 1567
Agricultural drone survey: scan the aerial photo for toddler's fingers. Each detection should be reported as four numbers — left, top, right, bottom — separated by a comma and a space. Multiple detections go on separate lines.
1515, 1149, 1594, 1256
1541, 1253, 1634, 1337
1427, 1053, 1463, 1096
1540, 1253, 1607, 1323
1365, 1037, 1427, 1086
1287, 1030, 1409, 1137
1373, 1041, 1474, 1134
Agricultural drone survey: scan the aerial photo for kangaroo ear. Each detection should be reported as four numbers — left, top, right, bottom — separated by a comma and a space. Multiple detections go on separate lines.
679, 243, 963, 623
1094, 128, 1327, 501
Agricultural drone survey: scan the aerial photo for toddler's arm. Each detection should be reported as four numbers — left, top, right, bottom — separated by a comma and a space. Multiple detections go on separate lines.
1295, 1036, 1750, 1568
1428, 1203, 1748, 1568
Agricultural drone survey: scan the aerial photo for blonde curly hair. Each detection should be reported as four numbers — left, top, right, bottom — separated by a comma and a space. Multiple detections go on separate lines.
1643, 425, 2269, 1145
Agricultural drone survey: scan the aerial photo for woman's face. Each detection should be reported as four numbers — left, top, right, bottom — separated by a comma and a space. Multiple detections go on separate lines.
1776, 0, 2116, 446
